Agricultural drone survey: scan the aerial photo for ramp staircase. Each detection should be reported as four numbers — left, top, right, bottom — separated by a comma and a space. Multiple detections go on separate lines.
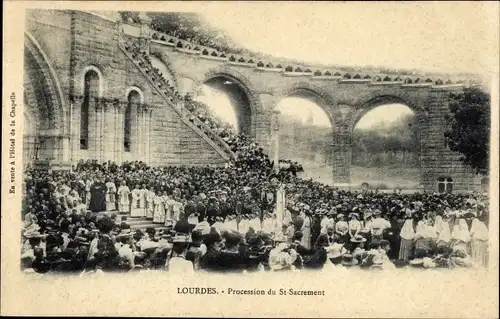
118, 36, 236, 162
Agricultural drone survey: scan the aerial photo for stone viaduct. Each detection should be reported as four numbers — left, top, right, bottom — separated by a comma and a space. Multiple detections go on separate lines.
23, 9, 484, 192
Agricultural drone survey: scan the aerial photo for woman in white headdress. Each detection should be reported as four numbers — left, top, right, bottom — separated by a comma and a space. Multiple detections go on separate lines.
399, 218, 414, 261
469, 217, 488, 267
451, 219, 471, 253
436, 217, 452, 248
414, 220, 431, 253
433, 215, 443, 236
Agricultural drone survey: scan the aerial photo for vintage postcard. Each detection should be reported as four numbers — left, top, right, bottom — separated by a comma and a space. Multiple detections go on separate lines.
2, 1, 499, 317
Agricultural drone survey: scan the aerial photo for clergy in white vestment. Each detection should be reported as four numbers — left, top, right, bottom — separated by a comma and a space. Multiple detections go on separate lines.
117, 181, 130, 214
130, 185, 142, 217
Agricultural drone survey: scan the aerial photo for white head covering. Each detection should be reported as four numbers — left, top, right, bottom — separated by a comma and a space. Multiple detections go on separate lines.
433, 216, 443, 233
451, 219, 471, 243
425, 222, 438, 239
415, 220, 426, 238
437, 219, 451, 243
470, 218, 488, 241
400, 219, 415, 240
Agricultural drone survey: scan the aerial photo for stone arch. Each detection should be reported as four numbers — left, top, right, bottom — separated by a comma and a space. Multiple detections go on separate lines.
80, 65, 104, 97
350, 91, 426, 131
24, 32, 67, 134
195, 66, 263, 115
274, 82, 337, 128
349, 91, 423, 188
193, 67, 264, 137
125, 86, 145, 104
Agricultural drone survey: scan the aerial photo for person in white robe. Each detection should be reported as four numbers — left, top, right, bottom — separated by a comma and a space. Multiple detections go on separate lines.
171, 198, 183, 222
300, 212, 312, 249
250, 213, 262, 232
469, 217, 488, 267
320, 212, 334, 235
138, 185, 148, 217
75, 199, 87, 216
105, 180, 117, 211
145, 187, 155, 219
164, 196, 174, 221
212, 217, 225, 234
130, 185, 142, 217
239, 215, 250, 235
226, 215, 239, 233
117, 181, 131, 214
436, 217, 452, 248
262, 212, 277, 234
153, 192, 165, 224
85, 179, 93, 209
451, 218, 471, 253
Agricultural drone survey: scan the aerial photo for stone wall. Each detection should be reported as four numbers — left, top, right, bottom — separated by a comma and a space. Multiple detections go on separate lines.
25, 10, 228, 168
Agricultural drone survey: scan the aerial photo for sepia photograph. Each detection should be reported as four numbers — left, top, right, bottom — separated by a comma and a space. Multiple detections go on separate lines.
2, 1, 499, 317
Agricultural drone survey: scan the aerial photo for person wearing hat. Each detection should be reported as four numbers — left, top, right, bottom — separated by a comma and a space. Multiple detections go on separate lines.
334, 214, 349, 244
215, 231, 246, 273
341, 254, 358, 268
115, 229, 135, 270
165, 220, 194, 273
370, 209, 390, 242
289, 231, 312, 259
199, 227, 224, 271
348, 213, 361, 241
320, 210, 333, 235
185, 230, 207, 270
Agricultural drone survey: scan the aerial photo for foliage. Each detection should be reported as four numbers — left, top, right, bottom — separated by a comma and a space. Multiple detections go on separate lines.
278, 112, 420, 168
444, 87, 490, 175
119, 11, 140, 24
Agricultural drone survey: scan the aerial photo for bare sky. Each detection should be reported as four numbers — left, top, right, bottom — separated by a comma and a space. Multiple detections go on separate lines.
187, 2, 498, 130
198, 2, 498, 77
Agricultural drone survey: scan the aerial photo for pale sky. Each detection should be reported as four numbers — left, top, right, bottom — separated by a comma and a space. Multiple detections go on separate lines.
197, 85, 414, 130
196, 2, 498, 77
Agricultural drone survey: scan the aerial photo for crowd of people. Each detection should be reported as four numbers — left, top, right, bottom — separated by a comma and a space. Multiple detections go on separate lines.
21, 151, 489, 275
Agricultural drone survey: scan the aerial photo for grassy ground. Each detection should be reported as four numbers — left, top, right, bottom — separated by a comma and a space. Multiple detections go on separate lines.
301, 165, 421, 190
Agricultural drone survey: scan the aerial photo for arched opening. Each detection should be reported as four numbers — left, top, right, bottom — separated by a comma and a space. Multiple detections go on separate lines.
81, 70, 100, 150
351, 103, 420, 190
276, 95, 333, 185
193, 75, 253, 137
125, 90, 141, 152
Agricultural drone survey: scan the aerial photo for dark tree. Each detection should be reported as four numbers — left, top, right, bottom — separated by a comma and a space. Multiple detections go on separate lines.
445, 87, 490, 175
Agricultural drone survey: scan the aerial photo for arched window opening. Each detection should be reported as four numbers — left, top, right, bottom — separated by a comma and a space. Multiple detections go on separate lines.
81, 70, 100, 150
125, 91, 141, 152
437, 176, 453, 193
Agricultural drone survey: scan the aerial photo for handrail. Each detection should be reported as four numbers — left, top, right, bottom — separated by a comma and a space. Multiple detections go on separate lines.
119, 37, 236, 161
